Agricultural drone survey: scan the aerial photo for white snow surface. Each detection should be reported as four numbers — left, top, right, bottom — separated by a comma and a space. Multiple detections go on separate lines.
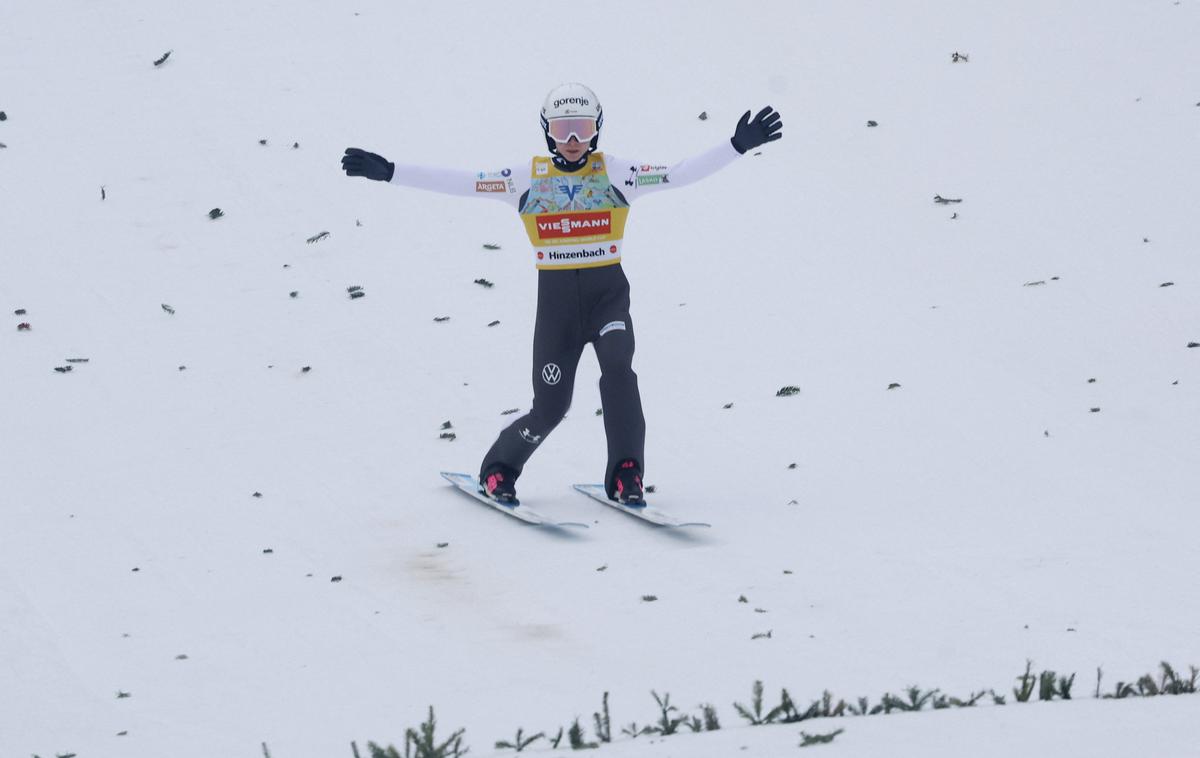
3, 1, 1200, 756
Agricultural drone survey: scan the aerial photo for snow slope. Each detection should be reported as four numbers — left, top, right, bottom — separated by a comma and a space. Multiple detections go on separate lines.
2, 1, 1199, 756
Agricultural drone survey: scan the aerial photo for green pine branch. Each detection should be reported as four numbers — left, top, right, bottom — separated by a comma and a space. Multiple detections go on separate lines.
734, 680, 775, 725
1014, 660, 1036, 702
568, 717, 598, 750
592, 691, 611, 743
799, 728, 844, 748
646, 690, 687, 736
494, 728, 544, 752
402, 707, 467, 758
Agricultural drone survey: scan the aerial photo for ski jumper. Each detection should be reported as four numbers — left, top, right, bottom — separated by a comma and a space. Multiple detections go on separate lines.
388, 141, 742, 495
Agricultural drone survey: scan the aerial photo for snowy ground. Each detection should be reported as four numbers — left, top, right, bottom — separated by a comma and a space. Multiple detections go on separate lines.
2, 1, 1199, 757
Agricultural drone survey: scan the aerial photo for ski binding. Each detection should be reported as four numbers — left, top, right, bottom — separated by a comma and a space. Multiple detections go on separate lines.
572, 484, 710, 527
442, 472, 588, 528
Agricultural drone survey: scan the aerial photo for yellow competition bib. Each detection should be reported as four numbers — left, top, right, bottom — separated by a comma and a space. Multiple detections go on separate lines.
519, 153, 631, 270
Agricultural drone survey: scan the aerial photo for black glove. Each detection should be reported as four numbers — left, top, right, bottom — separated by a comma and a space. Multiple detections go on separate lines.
730, 106, 783, 154
341, 147, 395, 182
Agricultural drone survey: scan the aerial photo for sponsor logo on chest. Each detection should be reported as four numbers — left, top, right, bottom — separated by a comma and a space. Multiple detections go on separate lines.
476, 168, 513, 180
535, 211, 612, 239
558, 183, 583, 204
475, 180, 506, 193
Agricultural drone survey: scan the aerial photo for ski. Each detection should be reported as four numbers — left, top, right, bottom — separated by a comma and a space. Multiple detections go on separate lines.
441, 472, 588, 528
571, 484, 711, 527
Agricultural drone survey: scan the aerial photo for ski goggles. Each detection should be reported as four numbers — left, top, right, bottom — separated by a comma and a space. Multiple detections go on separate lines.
546, 117, 598, 143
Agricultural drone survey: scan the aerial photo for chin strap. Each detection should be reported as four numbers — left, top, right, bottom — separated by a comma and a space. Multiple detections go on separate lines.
552, 154, 590, 172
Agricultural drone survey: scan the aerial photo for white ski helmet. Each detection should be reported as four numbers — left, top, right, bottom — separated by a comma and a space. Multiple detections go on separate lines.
540, 82, 603, 156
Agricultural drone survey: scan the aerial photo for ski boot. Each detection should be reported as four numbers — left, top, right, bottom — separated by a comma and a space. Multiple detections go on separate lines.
481, 464, 518, 504
612, 459, 644, 505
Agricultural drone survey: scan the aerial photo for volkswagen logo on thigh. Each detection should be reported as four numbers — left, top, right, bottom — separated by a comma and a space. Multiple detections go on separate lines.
541, 363, 562, 385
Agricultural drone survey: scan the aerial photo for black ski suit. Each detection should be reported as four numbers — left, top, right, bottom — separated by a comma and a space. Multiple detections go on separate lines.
481, 262, 642, 496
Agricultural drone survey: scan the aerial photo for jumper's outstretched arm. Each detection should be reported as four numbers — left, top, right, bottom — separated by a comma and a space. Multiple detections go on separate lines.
341, 147, 526, 206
